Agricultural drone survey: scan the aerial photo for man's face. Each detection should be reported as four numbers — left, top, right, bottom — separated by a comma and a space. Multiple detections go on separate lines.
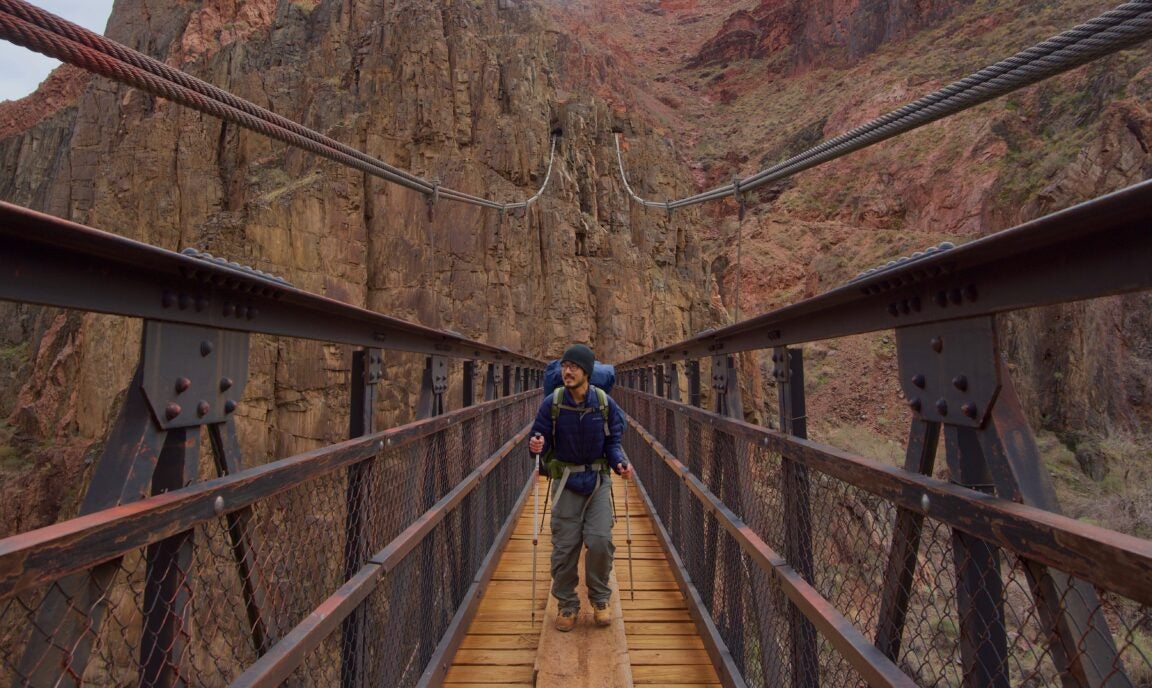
560, 361, 587, 388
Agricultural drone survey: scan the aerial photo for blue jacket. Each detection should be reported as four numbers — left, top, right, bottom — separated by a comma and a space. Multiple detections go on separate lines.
531, 385, 626, 495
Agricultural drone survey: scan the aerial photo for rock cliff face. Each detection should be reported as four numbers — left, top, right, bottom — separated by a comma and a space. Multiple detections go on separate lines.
0, 0, 722, 533
690, 0, 975, 70
1, 0, 1149, 532
532, 0, 1151, 473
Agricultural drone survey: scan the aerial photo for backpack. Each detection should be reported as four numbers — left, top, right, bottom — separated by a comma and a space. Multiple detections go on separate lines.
542, 359, 616, 396
540, 384, 612, 480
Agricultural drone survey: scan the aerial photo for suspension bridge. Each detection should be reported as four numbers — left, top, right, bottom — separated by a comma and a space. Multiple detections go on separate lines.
2, 1, 1152, 686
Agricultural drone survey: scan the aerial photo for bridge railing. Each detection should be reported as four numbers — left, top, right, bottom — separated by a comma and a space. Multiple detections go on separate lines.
615, 180, 1152, 688
0, 202, 541, 687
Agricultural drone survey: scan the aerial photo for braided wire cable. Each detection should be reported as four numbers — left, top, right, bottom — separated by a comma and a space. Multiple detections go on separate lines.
0, 0, 557, 212
614, 1, 1152, 211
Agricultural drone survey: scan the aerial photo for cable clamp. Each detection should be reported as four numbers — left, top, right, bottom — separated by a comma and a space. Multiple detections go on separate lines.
665, 200, 673, 222
425, 179, 441, 221
733, 177, 746, 222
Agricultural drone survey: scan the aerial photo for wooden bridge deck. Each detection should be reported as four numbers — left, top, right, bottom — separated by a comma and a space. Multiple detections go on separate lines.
445, 476, 722, 687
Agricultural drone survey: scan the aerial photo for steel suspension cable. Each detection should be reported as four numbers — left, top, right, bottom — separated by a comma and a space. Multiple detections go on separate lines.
616, 1, 1152, 211
0, 0, 557, 212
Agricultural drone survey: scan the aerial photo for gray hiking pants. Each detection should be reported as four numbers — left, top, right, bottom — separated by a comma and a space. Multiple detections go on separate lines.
550, 476, 615, 611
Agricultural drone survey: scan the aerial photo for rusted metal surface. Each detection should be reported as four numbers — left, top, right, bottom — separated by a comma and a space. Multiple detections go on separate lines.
0, 202, 542, 368
620, 389, 1152, 607
631, 471, 748, 688
625, 415, 918, 688
619, 179, 1152, 369
0, 392, 536, 601
232, 424, 534, 686
874, 420, 940, 661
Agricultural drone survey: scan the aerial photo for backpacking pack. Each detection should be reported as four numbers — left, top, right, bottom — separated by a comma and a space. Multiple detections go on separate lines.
542, 359, 616, 395
540, 384, 612, 481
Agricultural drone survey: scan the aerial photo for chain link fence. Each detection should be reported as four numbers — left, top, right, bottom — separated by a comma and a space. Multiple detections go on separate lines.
618, 387, 1152, 687
0, 393, 534, 687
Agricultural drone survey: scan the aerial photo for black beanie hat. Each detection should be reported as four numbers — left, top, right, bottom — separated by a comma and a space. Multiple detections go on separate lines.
561, 343, 595, 378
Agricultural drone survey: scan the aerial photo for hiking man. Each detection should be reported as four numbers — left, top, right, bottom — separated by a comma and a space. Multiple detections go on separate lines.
529, 343, 632, 631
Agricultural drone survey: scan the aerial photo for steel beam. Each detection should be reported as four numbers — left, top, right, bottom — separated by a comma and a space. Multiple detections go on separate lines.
0, 202, 542, 368
619, 180, 1152, 369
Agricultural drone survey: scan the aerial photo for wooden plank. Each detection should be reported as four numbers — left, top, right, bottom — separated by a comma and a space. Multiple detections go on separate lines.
631, 665, 722, 683
624, 622, 700, 635
443, 665, 536, 683
630, 649, 714, 665
458, 634, 540, 649
451, 649, 535, 665
451, 473, 725, 688
626, 635, 706, 650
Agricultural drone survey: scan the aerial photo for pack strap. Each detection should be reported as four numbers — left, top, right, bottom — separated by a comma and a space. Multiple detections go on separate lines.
551, 464, 606, 512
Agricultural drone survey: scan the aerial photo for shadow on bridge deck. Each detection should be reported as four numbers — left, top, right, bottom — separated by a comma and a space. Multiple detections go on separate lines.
446, 476, 722, 687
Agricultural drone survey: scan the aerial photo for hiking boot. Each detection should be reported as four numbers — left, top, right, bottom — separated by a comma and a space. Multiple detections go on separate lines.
592, 600, 611, 627
555, 608, 578, 632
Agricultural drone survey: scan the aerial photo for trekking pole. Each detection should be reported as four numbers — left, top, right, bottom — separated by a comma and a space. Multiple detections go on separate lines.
623, 462, 635, 600
539, 477, 552, 533
531, 433, 543, 624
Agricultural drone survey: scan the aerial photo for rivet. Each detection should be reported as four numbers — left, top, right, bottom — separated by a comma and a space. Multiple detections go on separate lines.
178, 293, 192, 310
920, 494, 930, 511
200, 341, 214, 356
175, 377, 192, 394
224, 400, 237, 414
220, 377, 234, 391
934, 291, 948, 307
214, 496, 225, 515
162, 291, 177, 308
197, 401, 210, 417
953, 375, 968, 391
935, 398, 949, 415
962, 402, 978, 419
908, 397, 922, 412
165, 403, 182, 420
930, 337, 944, 353
949, 288, 963, 305
912, 374, 926, 389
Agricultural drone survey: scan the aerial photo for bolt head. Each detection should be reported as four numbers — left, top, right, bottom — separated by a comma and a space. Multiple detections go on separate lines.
196, 401, 210, 417
214, 496, 225, 515
962, 402, 978, 419
175, 377, 192, 394
224, 400, 237, 414
930, 337, 944, 353
200, 341, 214, 357
953, 375, 968, 391
912, 374, 926, 389
220, 377, 234, 391
908, 397, 922, 412
165, 403, 182, 420
935, 398, 949, 415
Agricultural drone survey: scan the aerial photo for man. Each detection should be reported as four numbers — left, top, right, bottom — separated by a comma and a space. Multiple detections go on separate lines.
529, 343, 632, 632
